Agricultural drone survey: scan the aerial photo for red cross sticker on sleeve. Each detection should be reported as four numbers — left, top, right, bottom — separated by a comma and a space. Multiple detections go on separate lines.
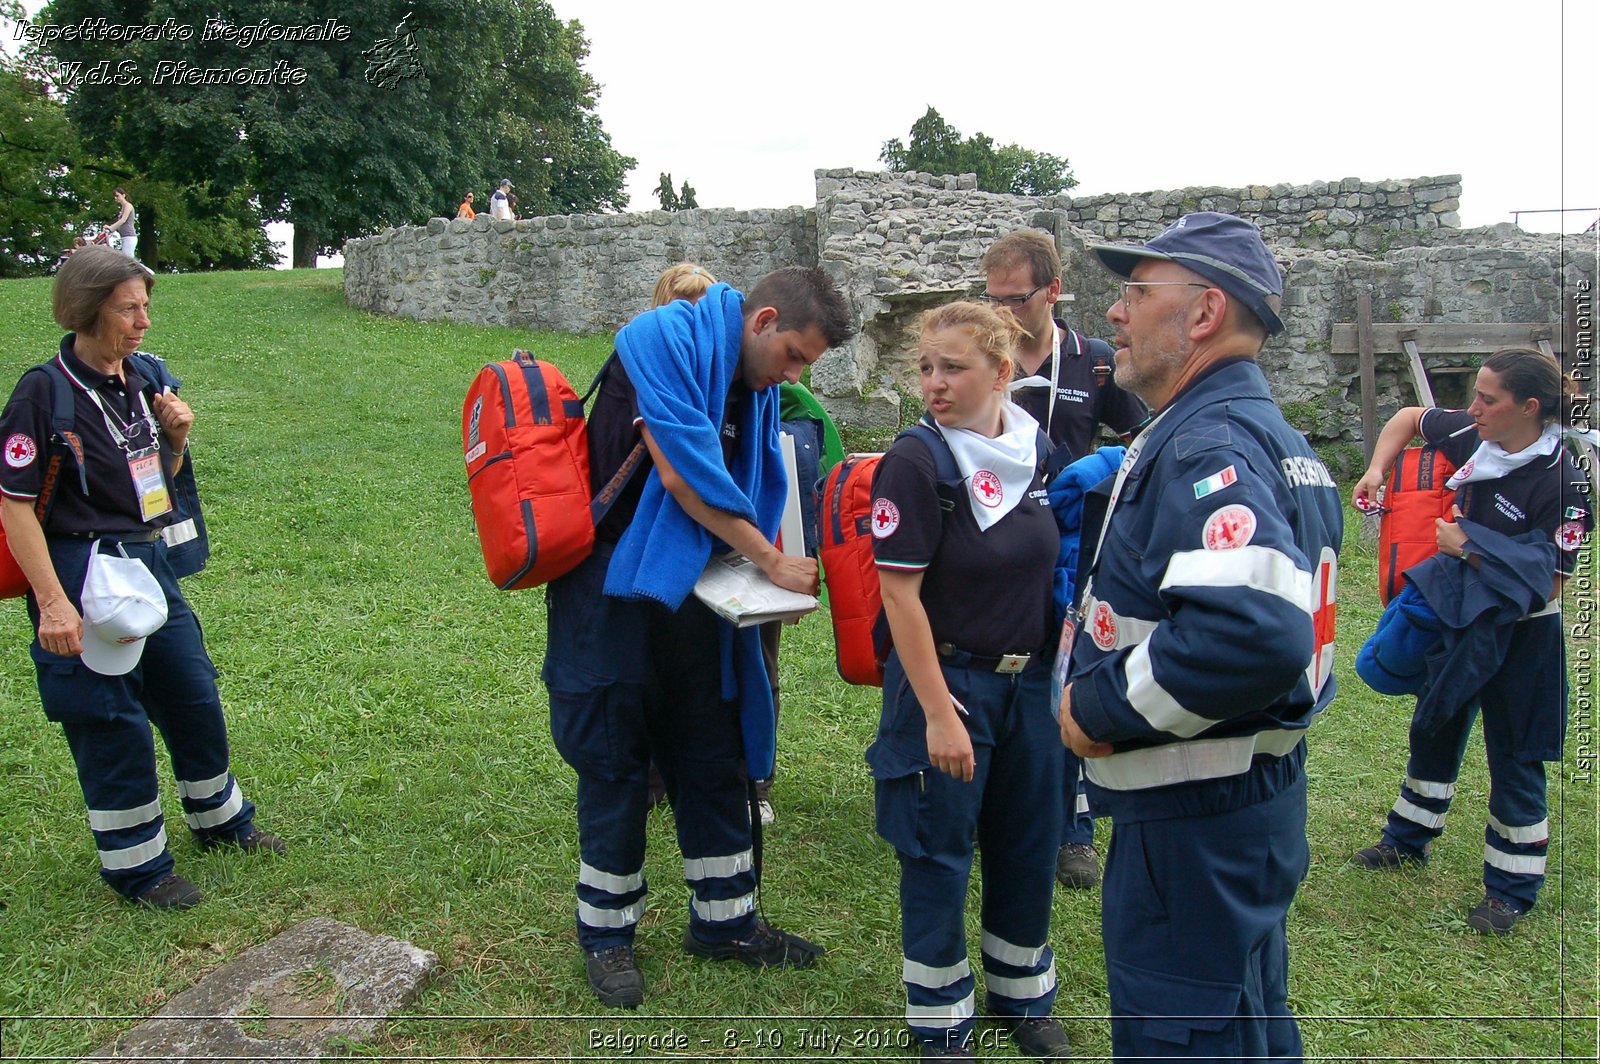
4, 433, 37, 469
870, 498, 900, 538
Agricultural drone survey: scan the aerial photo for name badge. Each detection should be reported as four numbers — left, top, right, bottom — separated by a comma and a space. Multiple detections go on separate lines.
128, 446, 172, 522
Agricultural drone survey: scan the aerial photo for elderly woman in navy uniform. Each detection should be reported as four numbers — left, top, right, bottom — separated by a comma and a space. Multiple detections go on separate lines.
0, 245, 282, 911
867, 301, 1070, 1060
1351, 346, 1593, 934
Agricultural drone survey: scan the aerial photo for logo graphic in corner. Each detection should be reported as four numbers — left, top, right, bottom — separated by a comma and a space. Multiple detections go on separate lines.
4, 433, 36, 468
1203, 504, 1258, 550
1090, 601, 1118, 650
870, 498, 900, 538
1557, 520, 1588, 551
971, 470, 1003, 507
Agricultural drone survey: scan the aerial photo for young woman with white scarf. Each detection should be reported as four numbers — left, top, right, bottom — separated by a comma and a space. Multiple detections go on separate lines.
1350, 346, 1595, 935
865, 301, 1072, 1060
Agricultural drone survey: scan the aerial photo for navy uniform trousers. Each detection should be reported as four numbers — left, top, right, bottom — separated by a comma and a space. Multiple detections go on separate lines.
1381, 613, 1564, 910
871, 650, 1063, 1050
1102, 767, 1308, 1062
543, 544, 760, 952
33, 536, 254, 899
1060, 749, 1094, 847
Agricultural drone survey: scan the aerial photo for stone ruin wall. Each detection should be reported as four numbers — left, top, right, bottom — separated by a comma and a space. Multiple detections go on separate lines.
341, 207, 815, 335
344, 170, 1595, 455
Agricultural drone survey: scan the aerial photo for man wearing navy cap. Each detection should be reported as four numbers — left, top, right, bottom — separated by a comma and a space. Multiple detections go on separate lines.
1058, 213, 1343, 1060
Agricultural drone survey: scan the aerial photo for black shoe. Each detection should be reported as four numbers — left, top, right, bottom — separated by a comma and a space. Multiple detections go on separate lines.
1350, 842, 1427, 870
134, 872, 203, 911
201, 825, 287, 854
1467, 895, 1526, 935
585, 945, 645, 1008
1001, 1016, 1072, 1058
683, 920, 825, 968
1055, 843, 1100, 889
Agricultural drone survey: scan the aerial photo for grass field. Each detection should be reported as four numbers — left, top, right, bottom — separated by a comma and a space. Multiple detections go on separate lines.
0, 267, 1594, 1061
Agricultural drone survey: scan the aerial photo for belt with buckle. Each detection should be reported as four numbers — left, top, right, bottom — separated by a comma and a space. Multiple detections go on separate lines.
53, 529, 162, 544
936, 642, 1035, 674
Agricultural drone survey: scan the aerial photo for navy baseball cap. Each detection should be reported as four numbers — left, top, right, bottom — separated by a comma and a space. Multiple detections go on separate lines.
1091, 212, 1285, 335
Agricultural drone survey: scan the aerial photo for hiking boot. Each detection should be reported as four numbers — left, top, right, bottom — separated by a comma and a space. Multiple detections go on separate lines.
1001, 1015, 1072, 1058
134, 872, 203, 911
683, 920, 825, 968
201, 826, 287, 855
1055, 843, 1100, 889
584, 945, 645, 1008
1350, 842, 1427, 870
1467, 896, 1526, 936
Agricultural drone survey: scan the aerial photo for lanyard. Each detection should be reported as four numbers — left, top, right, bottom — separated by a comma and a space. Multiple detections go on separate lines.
56, 354, 161, 455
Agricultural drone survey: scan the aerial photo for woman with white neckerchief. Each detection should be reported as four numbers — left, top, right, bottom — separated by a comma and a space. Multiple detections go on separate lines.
1350, 346, 1595, 935
866, 301, 1071, 1060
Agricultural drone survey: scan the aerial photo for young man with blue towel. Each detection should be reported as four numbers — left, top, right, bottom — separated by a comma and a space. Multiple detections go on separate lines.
541, 266, 853, 1008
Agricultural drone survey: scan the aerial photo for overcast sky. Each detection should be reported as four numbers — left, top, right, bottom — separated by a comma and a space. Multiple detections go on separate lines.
13, 0, 1595, 263
562, 0, 1596, 235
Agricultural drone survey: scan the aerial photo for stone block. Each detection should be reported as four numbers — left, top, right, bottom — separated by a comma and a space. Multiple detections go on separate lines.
86, 919, 436, 1064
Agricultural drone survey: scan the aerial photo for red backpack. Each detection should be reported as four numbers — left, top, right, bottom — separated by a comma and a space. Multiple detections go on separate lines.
818, 423, 1019, 686
1377, 443, 1457, 604
463, 351, 642, 590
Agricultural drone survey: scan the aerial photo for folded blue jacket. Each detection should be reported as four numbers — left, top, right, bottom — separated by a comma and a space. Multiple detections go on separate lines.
1407, 519, 1557, 735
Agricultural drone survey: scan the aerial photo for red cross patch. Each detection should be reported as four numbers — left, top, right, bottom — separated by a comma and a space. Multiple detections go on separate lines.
1203, 504, 1257, 550
1557, 520, 1588, 552
1090, 601, 1118, 650
870, 498, 900, 538
971, 470, 1003, 508
4, 433, 36, 469
1456, 458, 1475, 480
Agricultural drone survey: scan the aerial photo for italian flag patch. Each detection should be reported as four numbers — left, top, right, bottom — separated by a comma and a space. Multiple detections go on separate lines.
1193, 465, 1237, 500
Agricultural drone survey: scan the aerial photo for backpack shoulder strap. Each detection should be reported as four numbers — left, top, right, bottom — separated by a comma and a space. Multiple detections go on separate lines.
1081, 333, 1115, 389
28, 360, 88, 518
898, 421, 963, 513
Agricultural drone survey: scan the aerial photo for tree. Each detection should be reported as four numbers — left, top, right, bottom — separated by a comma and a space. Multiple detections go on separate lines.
881, 106, 1076, 197
34, 0, 634, 268
0, 8, 272, 276
653, 172, 698, 211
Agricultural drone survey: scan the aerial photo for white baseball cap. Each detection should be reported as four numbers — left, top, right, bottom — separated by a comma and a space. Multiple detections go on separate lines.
79, 544, 168, 676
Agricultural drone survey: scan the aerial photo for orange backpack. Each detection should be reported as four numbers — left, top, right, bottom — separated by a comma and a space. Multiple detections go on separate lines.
1377, 443, 1457, 604
816, 424, 974, 686
818, 452, 890, 685
463, 351, 642, 590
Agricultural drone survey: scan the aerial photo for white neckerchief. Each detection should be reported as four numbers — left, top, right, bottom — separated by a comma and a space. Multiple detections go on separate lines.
937, 401, 1042, 532
1446, 422, 1571, 488
1008, 324, 1071, 437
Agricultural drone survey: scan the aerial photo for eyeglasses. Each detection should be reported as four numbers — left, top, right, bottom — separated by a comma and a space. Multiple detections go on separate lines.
980, 283, 1047, 308
1119, 281, 1211, 307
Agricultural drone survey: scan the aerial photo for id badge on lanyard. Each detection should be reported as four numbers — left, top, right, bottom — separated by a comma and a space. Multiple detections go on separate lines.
127, 445, 172, 522
86, 384, 172, 524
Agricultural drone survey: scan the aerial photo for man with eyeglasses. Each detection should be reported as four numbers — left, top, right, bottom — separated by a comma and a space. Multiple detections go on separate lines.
1058, 213, 1342, 1060
980, 229, 1146, 896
